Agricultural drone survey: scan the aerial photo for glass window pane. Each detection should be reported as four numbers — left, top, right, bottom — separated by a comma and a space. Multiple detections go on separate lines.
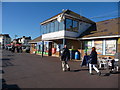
50, 21, 55, 32
55, 20, 59, 32
40, 25, 43, 34
46, 23, 50, 33
73, 20, 79, 31
42, 25, 46, 34
94, 40, 103, 55
43, 25, 47, 34
105, 40, 116, 55
84, 41, 92, 55
65, 19, 72, 31
59, 21, 64, 30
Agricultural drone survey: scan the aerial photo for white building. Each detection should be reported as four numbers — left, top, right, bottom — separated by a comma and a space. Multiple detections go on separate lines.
37, 9, 96, 57
0, 34, 11, 48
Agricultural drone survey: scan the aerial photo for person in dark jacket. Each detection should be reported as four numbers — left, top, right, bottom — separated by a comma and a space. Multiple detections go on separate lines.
11, 45, 15, 53
89, 47, 101, 75
60, 45, 70, 72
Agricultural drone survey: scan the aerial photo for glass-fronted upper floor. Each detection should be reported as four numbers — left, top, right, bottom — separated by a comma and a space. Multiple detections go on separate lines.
40, 18, 79, 35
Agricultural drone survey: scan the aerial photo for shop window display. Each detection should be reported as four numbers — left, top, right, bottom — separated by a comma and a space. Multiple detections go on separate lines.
84, 41, 92, 55
94, 40, 103, 55
105, 40, 116, 55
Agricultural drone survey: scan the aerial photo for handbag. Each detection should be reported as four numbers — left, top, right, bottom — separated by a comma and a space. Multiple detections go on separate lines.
88, 58, 92, 63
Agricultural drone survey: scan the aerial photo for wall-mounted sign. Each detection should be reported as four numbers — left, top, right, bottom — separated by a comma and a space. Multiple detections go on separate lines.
118, 38, 120, 44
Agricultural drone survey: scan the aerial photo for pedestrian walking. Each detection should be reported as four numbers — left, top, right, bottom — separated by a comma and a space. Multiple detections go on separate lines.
17, 46, 19, 53
11, 45, 15, 53
19, 46, 22, 53
60, 45, 70, 72
88, 47, 101, 75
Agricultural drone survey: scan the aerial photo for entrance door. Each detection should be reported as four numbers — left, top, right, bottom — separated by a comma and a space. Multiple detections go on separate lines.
48, 42, 52, 56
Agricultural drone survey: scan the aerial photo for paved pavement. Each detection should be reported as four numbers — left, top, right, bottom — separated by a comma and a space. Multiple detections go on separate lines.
1, 50, 119, 88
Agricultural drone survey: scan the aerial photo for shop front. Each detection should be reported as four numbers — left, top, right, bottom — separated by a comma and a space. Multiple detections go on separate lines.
35, 41, 52, 56
79, 36, 119, 59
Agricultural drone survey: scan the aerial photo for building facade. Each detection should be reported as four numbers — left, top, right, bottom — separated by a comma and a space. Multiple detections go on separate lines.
79, 18, 120, 59
30, 10, 119, 60
39, 9, 95, 58
0, 34, 11, 48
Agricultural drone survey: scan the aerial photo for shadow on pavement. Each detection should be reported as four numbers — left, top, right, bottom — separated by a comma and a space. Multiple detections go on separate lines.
1, 70, 21, 90
2, 58, 14, 67
7, 55, 14, 57
2, 61, 14, 67
2, 79, 21, 90
70, 68, 89, 72
110, 71, 120, 74
99, 71, 120, 77
1, 58, 14, 61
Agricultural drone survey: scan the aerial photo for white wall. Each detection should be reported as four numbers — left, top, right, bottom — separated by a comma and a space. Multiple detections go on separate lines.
0, 36, 3, 44
0, 36, 11, 46
42, 30, 65, 40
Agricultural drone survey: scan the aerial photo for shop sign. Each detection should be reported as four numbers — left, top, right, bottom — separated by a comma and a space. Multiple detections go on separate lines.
118, 38, 120, 44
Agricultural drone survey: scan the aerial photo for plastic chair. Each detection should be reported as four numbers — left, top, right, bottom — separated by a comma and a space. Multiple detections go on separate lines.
99, 59, 108, 69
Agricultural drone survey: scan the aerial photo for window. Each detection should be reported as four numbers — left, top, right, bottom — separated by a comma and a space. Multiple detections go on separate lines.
66, 19, 72, 31
84, 41, 92, 55
54, 20, 59, 31
84, 40, 117, 56
46, 23, 50, 33
44, 25, 47, 34
73, 20, 79, 31
50, 21, 55, 32
41, 25, 47, 34
40, 25, 43, 34
59, 21, 64, 30
105, 40, 116, 55
94, 40, 103, 55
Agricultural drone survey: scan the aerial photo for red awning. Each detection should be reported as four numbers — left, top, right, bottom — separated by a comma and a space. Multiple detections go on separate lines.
6, 44, 11, 46
15, 44, 21, 46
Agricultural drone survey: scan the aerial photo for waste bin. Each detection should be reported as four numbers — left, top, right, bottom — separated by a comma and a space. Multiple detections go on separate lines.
75, 52, 79, 60
69, 49, 78, 60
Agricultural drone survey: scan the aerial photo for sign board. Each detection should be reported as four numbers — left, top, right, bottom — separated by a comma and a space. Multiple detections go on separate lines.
118, 38, 120, 44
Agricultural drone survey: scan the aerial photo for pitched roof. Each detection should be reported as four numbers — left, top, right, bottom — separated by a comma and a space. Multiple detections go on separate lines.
79, 18, 119, 39
29, 36, 42, 44
0, 34, 11, 38
40, 9, 95, 25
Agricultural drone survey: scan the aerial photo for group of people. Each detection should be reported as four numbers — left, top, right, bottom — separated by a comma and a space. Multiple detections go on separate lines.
11, 45, 22, 53
60, 45, 117, 76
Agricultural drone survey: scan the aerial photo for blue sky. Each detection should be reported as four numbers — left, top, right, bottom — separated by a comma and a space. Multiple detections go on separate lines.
2, 2, 118, 39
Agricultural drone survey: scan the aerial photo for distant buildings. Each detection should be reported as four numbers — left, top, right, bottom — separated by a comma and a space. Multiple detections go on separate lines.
12, 36, 31, 46
0, 34, 11, 48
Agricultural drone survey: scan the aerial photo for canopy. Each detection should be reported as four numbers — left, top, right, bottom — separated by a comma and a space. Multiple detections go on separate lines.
6, 44, 11, 46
